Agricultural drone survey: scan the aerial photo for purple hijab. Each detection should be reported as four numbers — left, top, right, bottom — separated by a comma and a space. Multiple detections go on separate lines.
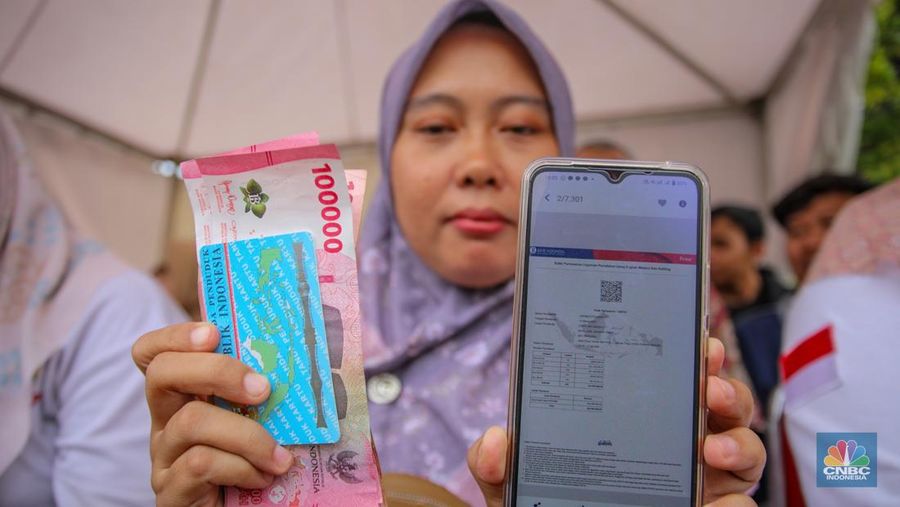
358, 0, 574, 502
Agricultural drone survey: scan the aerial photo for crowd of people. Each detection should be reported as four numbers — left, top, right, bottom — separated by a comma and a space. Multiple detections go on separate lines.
0, 0, 896, 506
705, 174, 879, 505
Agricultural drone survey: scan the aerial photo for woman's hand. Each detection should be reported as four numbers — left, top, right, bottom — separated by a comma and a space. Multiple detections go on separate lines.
701, 337, 766, 503
132, 323, 294, 506
467, 337, 766, 507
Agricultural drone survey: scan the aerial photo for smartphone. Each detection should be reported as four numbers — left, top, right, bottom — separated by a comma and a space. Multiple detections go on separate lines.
505, 158, 709, 507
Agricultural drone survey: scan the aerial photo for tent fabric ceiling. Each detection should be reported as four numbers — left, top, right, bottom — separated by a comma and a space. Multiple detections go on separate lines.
614, 0, 822, 100
0, 0, 820, 159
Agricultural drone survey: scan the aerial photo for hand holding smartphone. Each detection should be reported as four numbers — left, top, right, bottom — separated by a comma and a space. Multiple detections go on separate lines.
506, 158, 710, 507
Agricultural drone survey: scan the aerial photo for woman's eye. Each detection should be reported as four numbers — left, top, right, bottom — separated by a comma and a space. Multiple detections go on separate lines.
502, 125, 540, 135
416, 124, 454, 135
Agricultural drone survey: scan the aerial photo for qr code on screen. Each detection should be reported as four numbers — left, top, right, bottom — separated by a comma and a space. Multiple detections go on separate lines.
601, 280, 623, 303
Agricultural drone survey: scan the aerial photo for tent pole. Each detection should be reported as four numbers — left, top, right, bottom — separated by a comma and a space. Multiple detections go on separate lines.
0, 0, 49, 76
175, 0, 222, 157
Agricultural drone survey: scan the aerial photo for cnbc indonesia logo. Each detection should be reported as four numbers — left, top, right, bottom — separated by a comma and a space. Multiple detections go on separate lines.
817, 433, 877, 487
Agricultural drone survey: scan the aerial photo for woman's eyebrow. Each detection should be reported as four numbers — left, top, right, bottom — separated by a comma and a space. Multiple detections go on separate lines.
405, 93, 464, 113
491, 95, 549, 113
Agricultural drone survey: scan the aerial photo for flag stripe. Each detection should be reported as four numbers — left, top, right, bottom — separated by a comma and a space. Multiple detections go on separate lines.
781, 325, 834, 381
781, 418, 806, 507
783, 355, 839, 409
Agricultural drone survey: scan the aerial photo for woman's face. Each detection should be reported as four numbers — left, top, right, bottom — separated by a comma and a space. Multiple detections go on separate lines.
391, 24, 559, 289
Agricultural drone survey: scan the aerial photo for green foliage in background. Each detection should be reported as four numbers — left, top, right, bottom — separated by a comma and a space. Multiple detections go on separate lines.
859, 0, 900, 183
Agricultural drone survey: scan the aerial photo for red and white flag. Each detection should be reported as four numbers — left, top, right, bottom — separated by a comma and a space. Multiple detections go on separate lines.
780, 324, 840, 411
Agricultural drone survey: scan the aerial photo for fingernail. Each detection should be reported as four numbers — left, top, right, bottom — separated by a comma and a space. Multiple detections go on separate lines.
716, 376, 736, 401
243, 373, 269, 397
190, 325, 211, 347
273, 446, 293, 468
714, 435, 739, 456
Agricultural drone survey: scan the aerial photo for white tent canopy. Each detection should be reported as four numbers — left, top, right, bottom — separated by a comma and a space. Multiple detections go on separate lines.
0, 0, 874, 272
1, 0, 820, 157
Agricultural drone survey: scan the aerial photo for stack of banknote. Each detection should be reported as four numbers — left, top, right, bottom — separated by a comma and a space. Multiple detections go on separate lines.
182, 134, 383, 506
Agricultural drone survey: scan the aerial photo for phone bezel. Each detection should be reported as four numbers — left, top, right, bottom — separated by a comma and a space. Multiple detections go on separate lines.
504, 157, 710, 507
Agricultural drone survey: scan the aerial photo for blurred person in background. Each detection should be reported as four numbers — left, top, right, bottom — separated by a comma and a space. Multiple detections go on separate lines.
711, 205, 789, 322
772, 174, 874, 284
772, 177, 899, 506
576, 138, 633, 159
712, 205, 790, 414
131, 1, 764, 505
0, 111, 186, 505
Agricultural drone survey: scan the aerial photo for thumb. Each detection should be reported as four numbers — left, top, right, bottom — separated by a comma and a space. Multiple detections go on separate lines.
467, 426, 508, 507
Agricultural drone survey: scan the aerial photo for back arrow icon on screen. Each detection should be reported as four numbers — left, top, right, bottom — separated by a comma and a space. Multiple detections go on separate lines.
544, 193, 550, 202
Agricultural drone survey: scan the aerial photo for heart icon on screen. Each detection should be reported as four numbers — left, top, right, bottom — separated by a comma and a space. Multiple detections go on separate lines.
658, 199, 667, 206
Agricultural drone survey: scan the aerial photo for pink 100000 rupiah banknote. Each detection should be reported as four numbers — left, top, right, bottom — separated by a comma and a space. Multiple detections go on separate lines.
182, 137, 383, 506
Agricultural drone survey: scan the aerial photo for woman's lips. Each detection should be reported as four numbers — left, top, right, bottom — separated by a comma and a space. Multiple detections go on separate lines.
449, 209, 510, 236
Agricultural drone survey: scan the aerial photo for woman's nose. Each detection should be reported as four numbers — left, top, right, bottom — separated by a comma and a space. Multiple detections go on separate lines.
455, 132, 501, 189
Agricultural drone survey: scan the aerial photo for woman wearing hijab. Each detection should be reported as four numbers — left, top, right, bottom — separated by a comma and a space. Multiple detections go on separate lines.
358, 4, 571, 501
132, 1, 764, 505
0, 111, 186, 505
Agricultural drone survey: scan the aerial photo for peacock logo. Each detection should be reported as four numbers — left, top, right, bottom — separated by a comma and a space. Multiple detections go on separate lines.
823, 439, 869, 467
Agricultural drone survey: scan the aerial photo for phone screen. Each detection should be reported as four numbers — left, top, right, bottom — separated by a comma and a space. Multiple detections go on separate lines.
511, 166, 704, 507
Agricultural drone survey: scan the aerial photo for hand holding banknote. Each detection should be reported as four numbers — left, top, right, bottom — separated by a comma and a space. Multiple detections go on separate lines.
132, 138, 381, 507
132, 323, 294, 506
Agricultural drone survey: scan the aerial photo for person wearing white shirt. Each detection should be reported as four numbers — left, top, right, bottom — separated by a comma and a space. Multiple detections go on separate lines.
0, 111, 185, 506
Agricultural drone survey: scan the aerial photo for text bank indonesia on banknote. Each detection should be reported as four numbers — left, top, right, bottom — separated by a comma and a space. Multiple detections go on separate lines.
183, 136, 383, 506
